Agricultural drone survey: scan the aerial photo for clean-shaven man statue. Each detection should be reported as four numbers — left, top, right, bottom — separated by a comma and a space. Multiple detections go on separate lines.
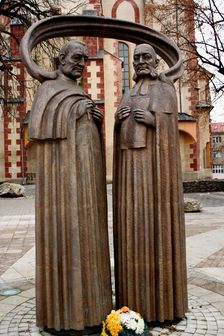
30, 41, 112, 335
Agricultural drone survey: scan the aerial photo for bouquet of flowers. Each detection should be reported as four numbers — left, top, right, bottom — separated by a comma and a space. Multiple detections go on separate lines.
101, 306, 148, 336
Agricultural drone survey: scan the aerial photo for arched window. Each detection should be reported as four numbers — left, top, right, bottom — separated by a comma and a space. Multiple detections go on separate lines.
118, 42, 130, 93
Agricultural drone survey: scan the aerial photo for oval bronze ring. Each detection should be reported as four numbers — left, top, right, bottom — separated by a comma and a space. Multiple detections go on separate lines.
20, 15, 183, 83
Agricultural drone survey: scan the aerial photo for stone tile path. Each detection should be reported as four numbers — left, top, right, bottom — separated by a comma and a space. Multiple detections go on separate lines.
0, 187, 224, 335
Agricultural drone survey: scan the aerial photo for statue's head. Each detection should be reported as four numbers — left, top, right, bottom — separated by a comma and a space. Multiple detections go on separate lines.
58, 41, 88, 80
133, 44, 159, 82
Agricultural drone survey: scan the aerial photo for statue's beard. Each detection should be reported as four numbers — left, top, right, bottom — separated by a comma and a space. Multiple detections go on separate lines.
133, 67, 158, 82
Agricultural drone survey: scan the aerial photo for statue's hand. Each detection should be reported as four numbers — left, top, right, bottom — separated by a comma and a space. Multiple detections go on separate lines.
90, 106, 103, 122
83, 99, 103, 121
115, 106, 131, 122
76, 99, 94, 119
83, 99, 94, 113
77, 99, 103, 122
133, 109, 155, 127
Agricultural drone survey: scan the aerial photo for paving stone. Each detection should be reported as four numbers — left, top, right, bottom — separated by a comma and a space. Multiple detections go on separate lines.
217, 321, 224, 328
205, 331, 218, 335
1, 189, 224, 335
175, 325, 186, 331
0, 294, 223, 336
151, 327, 163, 331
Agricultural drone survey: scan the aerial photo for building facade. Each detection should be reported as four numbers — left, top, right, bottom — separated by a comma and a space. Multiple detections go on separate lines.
0, 16, 27, 181
211, 123, 224, 174
0, 0, 213, 182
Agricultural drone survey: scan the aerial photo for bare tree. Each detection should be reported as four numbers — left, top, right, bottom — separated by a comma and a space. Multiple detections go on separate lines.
145, 0, 224, 97
0, 0, 87, 105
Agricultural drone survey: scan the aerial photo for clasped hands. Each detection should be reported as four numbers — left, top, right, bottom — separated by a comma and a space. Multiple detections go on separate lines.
78, 99, 103, 121
115, 105, 155, 127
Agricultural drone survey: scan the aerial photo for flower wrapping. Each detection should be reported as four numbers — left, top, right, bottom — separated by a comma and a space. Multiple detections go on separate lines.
101, 307, 148, 336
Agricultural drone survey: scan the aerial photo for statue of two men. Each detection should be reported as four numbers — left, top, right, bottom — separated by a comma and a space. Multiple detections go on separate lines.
29, 40, 187, 334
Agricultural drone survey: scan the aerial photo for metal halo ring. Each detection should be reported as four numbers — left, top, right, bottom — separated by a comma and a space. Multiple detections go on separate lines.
20, 15, 183, 83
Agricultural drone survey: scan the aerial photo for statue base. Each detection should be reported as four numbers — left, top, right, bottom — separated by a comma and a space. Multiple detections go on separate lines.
147, 317, 183, 328
43, 325, 101, 336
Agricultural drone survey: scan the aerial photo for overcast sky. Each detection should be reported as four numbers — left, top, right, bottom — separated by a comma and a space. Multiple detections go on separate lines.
195, 0, 224, 123
210, 90, 224, 123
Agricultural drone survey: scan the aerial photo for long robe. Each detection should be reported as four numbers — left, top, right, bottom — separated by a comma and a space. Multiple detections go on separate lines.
113, 77, 187, 323
30, 74, 112, 332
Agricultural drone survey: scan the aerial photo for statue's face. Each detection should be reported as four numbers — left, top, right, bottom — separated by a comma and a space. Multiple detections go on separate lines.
133, 44, 157, 78
60, 45, 88, 80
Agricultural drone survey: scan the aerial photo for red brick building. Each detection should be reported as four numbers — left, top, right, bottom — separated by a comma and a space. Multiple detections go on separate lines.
0, 17, 27, 180
0, 0, 213, 181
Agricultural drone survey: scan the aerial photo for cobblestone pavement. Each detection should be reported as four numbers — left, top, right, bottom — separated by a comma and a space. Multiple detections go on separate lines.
0, 186, 224, 335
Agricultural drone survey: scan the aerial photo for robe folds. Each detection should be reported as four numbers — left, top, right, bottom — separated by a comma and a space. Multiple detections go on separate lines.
113, 77, 188, 323
30, 74, 112, 331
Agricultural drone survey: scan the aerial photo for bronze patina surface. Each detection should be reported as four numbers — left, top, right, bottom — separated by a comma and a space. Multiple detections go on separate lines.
22, 40, 112, 334
20, 15, 187, 331
20, 15, 183, 83
113, 44, 188, 322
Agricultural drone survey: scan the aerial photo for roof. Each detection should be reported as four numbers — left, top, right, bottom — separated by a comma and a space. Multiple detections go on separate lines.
198, 64, 214, 79
178, 112, 196, 121
211, 122, 224, 134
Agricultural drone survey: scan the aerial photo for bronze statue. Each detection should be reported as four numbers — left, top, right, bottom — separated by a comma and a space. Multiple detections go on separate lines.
113, 44, 188, 323
29, 41, 112, 334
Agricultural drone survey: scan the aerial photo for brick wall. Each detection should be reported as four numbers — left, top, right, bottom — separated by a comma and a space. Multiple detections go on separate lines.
2, 22, 27, 180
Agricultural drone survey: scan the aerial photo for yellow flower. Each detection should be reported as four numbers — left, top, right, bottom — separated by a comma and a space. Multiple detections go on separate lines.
106, 311, 122, 336
101, 321, 108, 336
101, 330, 108, 336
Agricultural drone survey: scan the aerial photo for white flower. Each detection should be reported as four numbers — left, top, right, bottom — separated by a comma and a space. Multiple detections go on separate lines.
124, 318, 138, 330
118, 309, 146, 335
120, 313, 129, 322
135, 319, 145, 334
130, 310, 141, 320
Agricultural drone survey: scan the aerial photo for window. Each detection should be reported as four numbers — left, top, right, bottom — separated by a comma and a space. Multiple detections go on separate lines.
212, 164, 224, 173
212, 136, 222, 144
118, 42, 130, 93
213, 151, 222, 159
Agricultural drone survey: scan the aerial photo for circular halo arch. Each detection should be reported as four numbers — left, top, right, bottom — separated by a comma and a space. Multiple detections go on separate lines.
20, 15, 183, 83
